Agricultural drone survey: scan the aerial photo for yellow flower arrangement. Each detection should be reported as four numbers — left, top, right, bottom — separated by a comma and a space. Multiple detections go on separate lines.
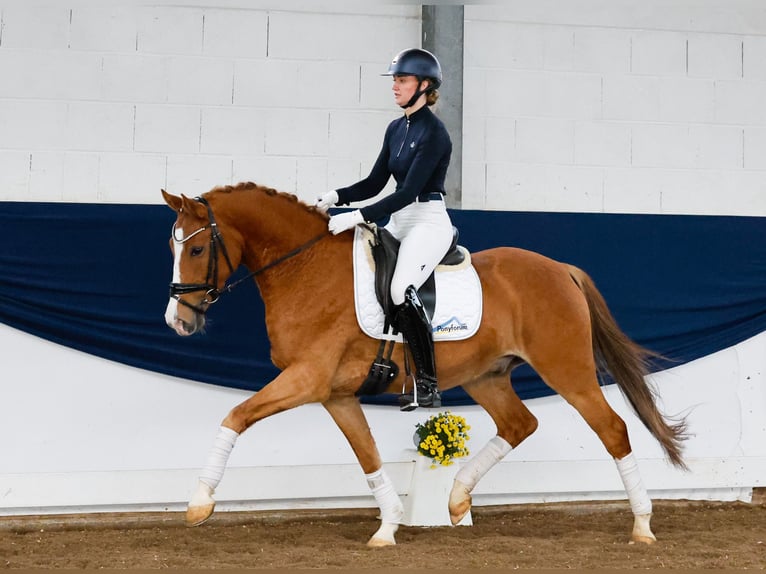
414, 411, 470, 467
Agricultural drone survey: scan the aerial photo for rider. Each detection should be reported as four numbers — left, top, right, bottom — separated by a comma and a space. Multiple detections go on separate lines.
316, 48, 454, 411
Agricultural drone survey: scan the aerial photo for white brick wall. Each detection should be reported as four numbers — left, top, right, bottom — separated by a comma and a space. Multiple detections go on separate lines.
0, 3, 418, 204
0, 2, 764, 215
465, 3, 766, 215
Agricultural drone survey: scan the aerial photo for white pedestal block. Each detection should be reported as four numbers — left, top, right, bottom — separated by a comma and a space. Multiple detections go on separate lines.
402, 454, 473, 527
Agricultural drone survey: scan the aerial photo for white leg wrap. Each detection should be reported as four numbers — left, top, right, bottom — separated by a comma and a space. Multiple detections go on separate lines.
454, 435, 512, 492
199, 425, 239, 490
366, 468, 404, 525
615, 452, 652, 516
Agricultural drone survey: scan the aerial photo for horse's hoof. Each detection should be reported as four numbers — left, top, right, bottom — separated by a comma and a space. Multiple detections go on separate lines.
629, 513, 656, 544
186, 503, 215, 527
629, 534, 656, 545
367, 536, 396, 548
448, 480, 472, 526
367, 522, 398, 547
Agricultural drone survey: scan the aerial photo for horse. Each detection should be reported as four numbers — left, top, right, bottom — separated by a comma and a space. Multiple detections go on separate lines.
162, 181, 687, 547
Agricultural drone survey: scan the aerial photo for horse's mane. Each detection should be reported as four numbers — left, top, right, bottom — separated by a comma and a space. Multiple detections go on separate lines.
207, 181, 330, 222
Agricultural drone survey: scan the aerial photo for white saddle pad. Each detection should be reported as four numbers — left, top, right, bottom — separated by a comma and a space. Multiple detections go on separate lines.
352, 225, 482, 342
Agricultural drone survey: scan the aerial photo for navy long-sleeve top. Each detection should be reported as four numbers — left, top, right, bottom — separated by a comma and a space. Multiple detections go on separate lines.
336, 105, 452, 223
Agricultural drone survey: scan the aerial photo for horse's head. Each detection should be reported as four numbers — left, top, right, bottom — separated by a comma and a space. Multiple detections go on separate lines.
162, 189, 242, 336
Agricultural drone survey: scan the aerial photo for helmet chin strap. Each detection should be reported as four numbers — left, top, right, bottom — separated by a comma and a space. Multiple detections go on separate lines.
400, 79, 430, 109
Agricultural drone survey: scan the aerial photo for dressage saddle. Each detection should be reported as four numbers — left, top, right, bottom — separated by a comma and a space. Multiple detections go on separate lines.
355, 224, 464, 397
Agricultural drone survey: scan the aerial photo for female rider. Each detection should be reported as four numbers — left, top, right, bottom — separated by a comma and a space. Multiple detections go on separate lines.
316, 48, 454, 411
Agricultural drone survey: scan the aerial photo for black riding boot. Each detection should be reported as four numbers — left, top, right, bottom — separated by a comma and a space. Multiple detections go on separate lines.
395, 285, 441, 411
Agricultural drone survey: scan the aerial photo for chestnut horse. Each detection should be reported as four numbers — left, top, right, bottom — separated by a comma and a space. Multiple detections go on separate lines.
162, 182, 686, 547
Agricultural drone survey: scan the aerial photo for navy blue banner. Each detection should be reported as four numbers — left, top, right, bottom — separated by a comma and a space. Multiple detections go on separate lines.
1, 201, 764, 406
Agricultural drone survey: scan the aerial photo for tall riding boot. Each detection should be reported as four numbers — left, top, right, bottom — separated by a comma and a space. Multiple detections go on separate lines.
395, 285, 441, 411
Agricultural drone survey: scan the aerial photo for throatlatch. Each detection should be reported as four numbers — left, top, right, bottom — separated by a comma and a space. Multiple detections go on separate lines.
395, 285, 441, 411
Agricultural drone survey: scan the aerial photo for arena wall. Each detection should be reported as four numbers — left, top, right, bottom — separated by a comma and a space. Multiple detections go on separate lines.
1, 1, 764, 516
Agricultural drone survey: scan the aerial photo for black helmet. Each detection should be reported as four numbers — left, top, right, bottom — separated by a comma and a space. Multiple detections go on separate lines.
383, 48, 442, 90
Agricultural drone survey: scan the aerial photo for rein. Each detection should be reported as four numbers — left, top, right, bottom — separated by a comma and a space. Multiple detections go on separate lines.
169, 196, 327, 316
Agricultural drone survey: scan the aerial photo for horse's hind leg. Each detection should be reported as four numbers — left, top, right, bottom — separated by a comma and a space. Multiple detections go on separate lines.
536, 358, 656, 544
449, 373, 539, 525
323, 395, 404, 547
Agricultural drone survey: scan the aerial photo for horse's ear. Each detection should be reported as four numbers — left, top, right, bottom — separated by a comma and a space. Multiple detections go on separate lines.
161, 189, 182, 212
179, 194, 208, 219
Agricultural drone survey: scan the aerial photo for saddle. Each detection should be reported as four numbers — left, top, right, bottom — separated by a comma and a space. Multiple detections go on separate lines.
367, 224, 465, 321
356, 224, 465, 397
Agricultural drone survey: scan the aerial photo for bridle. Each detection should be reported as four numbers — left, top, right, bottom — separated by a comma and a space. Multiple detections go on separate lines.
168, 196, 326, 316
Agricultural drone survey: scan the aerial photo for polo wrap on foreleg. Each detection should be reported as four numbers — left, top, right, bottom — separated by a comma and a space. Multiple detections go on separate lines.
366, 468, 403, 524
615, 452, 652, 516
454, 435, 512, 491
199, 425, 239, 490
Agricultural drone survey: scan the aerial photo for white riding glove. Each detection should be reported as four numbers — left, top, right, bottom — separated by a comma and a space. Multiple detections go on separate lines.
316, 190, 339, 211
328, 210, 364, 235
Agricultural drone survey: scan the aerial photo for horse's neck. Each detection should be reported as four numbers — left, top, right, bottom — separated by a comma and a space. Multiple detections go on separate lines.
228, 195, 336, 294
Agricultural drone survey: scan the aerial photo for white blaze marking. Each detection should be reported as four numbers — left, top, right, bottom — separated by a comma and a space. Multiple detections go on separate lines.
164, 226, 184, 326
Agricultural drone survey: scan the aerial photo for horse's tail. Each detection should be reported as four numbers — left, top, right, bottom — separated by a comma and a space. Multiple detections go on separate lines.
568, 265, 688, 470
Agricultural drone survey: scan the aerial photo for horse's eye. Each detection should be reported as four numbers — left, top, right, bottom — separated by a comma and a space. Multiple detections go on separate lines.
190, 246, 204, 257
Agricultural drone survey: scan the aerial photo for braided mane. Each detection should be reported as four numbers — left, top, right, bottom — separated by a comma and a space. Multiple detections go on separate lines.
208, 181, 330, 222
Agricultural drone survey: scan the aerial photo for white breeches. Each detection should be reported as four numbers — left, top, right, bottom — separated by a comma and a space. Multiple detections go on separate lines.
385, 200, 453, 306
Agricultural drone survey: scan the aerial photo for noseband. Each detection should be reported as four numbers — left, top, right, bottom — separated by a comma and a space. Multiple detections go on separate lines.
169, 196, 326, 316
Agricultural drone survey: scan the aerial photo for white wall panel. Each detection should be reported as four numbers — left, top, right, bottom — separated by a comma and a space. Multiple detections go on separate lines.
574, 121, 631, 167
483, 117, 516, 163
0, 51, 102, 100
0, 100, 68, 150
134, 104, 200, 154
69, 6, 138, 53
101, 54, 168, 103
0, 151, 29, 199
0, 5, 70, 49
166, 56, 234, 106
61, 152, 100, 202
28, 151, 64, 201
200, 107, 265, 156
66, 102, 135, 152
97, 153, 167, 203
267, 10, 419, 63
602, 76, 661, 122
631, 31, 687, 76
688, 34, 743, 79
263, 108, 328, 156
1, 322, 763, 514
743, 35, 766, 80
602, 168, 663, 213
514, 118, 574, 164
657, 78, 715, 123
572, 28, 631, 73
136, 7, 203, 55
201, 9, 268, 58
714, 80, 766, 125
744, 127, 766, 169
166, 154, 232, 193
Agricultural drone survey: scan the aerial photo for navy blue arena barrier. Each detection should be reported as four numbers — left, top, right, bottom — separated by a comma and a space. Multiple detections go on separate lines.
1, 201, 764, 407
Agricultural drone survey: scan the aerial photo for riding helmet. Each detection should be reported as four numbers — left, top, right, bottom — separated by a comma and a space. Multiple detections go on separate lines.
383, 48, 442, 90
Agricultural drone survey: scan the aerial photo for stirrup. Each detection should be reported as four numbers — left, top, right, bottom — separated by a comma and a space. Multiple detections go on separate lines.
398, 378, 441, 412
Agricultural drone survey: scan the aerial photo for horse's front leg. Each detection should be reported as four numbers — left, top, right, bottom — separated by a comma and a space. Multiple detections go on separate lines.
186, 363, 330, 527
323, 395, 404, 547
448, 374, 538, 525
